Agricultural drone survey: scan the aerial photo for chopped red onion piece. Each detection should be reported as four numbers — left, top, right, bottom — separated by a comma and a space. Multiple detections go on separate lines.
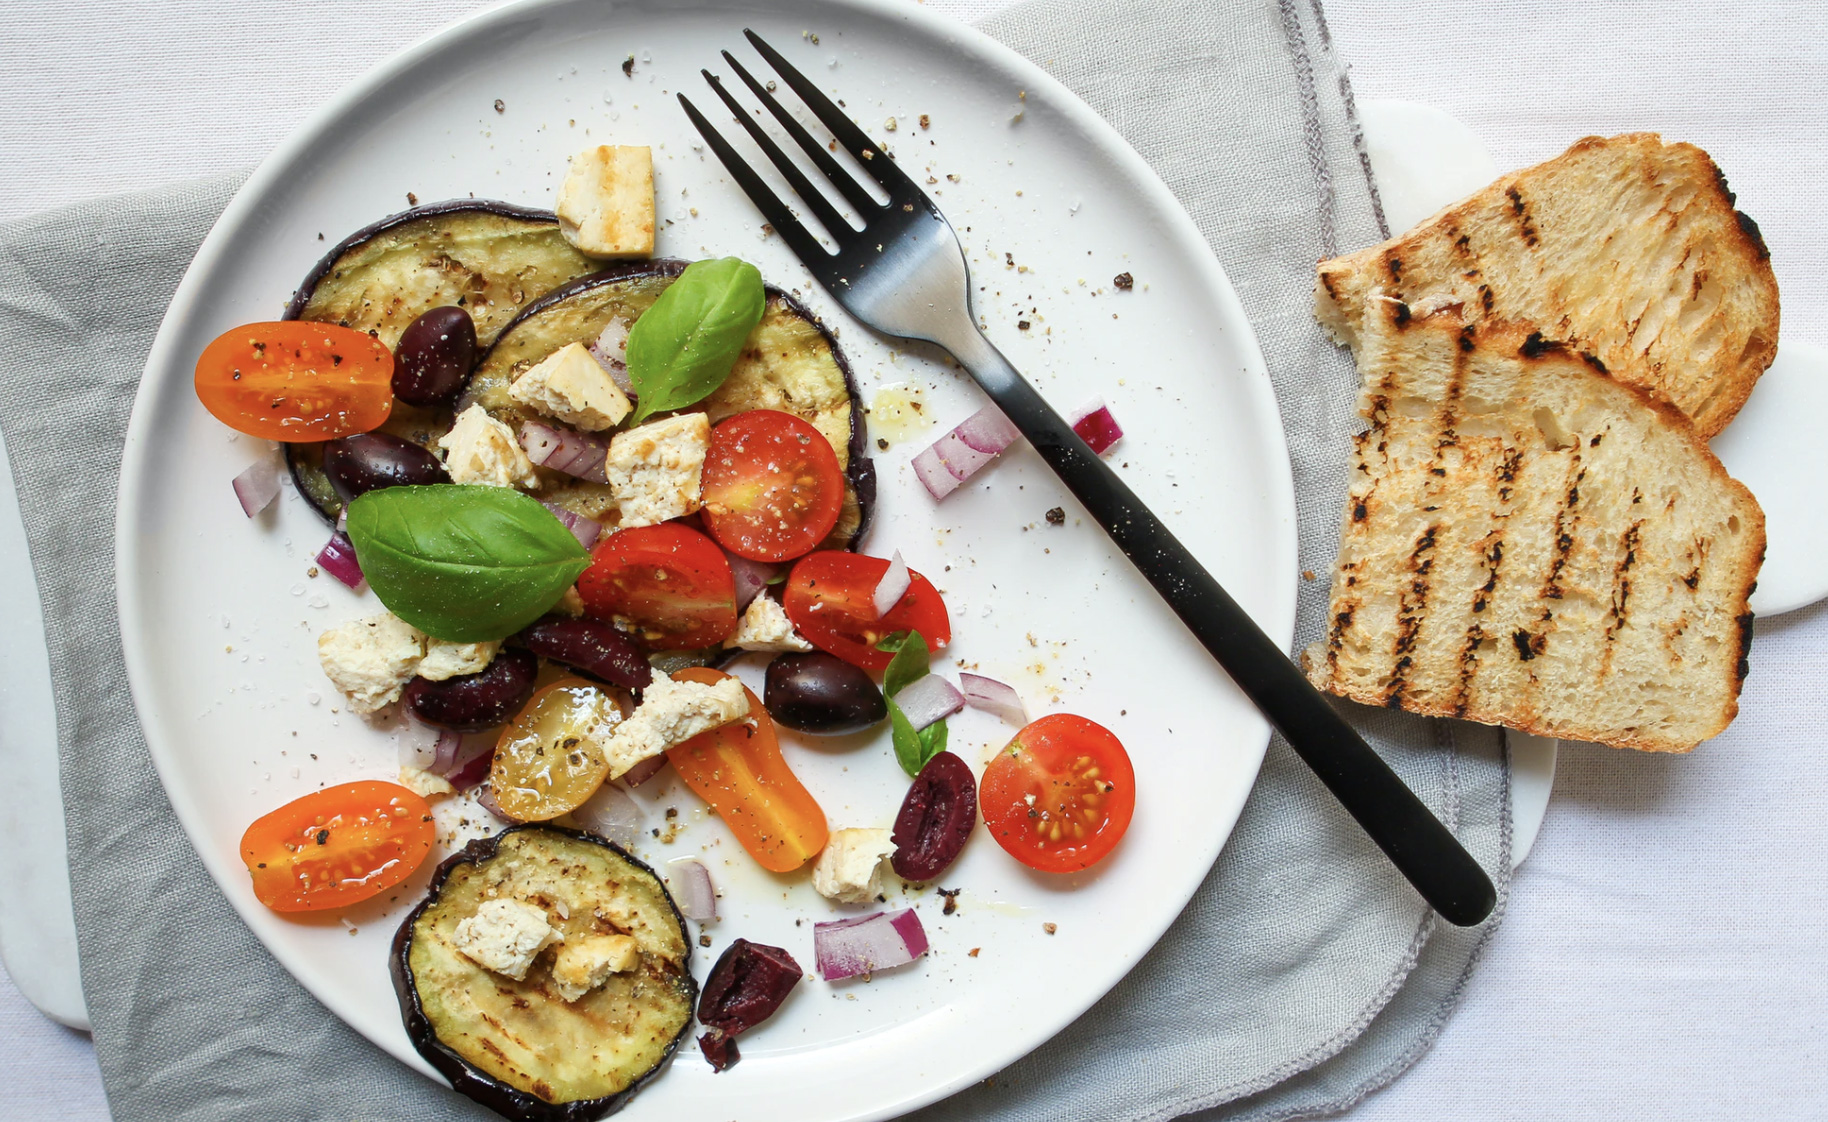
872, 550, 910, 618
520, 421, 611, 484
589, 318, 634, 395
726, 554, 780, 612
813, 908, 929, 981
475, 785, 515, 823
316, 529, 364, 589
894, 673, 964, 731
542, 502, 602, 550
619, 754, 668, 788
1069, 397, 1124, 455
959, 673, 1028, 725
668, 857, 718, 922
573, 781, 643, 848
913, 407, 1022, 500
428, 728, 464, 776
231, 455, 281, 517
445, 742, 495, 792
394, 719, 442, 771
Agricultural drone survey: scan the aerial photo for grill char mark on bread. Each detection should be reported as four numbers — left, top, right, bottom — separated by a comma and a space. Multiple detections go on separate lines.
1313, 133, 1780, 438
1303, 304, 1764, 752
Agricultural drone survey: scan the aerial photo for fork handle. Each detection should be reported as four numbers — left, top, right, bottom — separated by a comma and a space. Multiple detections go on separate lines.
945, 330, 1496, 927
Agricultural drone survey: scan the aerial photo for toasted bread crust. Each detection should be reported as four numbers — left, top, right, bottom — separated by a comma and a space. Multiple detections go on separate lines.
1304, 301, 1764, 752
1315, 133, 1780, 439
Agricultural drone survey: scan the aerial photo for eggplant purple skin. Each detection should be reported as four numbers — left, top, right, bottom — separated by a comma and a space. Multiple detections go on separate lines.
281, 198, 566, 322
390, 824, 698, 1122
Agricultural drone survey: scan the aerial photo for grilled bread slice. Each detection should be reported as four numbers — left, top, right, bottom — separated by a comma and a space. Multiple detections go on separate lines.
1315, 133, 1779, 439
1302, 297, 1763, 752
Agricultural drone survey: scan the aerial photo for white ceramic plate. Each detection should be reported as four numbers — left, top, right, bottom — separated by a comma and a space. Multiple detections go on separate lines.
116, 1, 1293, 1118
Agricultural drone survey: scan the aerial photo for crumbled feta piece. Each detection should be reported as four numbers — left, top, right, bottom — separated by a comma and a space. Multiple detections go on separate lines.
812, 828, 894, 904
316, 613, 426, 714
439, 404, 537, 488
549, 934, 642, 1002
452, 898, 562, 981
605, 413, 710, 528
555, 586, 586, 617
398, 765, 456, 799
419, 638, 500, 682
509, 342, 633, 432
602, 671, 749, 779
726, 595, 813, 652
555, 145, 656, 258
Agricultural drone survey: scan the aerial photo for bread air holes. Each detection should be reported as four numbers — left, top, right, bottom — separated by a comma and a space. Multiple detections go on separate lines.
1532, 407, 1576, 451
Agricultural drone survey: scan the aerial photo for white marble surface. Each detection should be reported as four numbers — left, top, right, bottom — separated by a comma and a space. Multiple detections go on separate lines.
2, 1, 1824, 1118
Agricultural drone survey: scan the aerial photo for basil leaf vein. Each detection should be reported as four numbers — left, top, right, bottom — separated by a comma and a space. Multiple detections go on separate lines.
625, 256, 765, 424
346, 485, 590, 642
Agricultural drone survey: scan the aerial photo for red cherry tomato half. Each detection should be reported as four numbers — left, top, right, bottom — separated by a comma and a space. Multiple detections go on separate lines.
194, 321, 393, 441
700, 410, 845, 563
577, 523, 738, 650
239, 780, 436, 913
782, 551, 951, 673
979, 714, 1135, 873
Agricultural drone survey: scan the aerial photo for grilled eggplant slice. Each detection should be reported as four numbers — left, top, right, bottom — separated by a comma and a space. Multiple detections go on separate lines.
469, 262, 874, 548
285, 201, 603, 520
393, 825, 696, 1121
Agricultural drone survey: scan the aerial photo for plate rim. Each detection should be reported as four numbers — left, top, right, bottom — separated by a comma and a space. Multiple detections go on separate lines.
113, 0, 1298, 1114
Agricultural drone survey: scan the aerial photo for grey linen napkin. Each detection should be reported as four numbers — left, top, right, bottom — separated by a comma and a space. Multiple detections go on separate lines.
0, 0, 1509, 1119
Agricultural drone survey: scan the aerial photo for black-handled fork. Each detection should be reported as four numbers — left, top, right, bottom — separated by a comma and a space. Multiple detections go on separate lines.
682, 30, 1496, 927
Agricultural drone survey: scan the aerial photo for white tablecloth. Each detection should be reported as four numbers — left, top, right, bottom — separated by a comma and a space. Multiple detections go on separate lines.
3, 1, 1823, 1117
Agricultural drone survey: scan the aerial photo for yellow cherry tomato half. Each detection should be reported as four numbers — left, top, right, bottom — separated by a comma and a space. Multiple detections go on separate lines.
194, 320, 393, 441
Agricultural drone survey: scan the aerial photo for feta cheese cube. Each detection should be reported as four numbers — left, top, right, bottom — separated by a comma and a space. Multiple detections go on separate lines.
398, 765, 456, 799
812, 828, 894, 904
602, 671, 749, 779
419, 638, 500, 682
555, 145, 655, 258
452, 898, 561, 981
555, 586, 586, 617
605, 413, 710, 528
509, 342, 633, 432
726, 595, 813, 652
316, 613, 426, 714
549, 933, 642, 1002
439, 404, 537, 488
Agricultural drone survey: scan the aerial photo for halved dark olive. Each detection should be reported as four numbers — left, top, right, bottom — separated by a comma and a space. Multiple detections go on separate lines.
763, 652, 886, 735
513, 617, 652, 690
403, 648, 537, 732
321, 432, 449, 503
890, 752, 977, 882
696, 938, 802, 1072
393, 306, 477, 406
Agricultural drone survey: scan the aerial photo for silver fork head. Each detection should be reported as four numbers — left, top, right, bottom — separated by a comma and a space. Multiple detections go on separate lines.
679, 29, 978, 351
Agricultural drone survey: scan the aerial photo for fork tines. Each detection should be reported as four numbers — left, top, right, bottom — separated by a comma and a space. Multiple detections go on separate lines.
679, 29, 920, 258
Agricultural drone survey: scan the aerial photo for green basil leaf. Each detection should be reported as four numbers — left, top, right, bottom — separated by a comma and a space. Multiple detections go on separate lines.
888, 697, 925, 778
346, 485, 591, 643
625, 257, 765, 424
874, 629, 911, 654
882, 629, 930, 698
917, 719, 948, 771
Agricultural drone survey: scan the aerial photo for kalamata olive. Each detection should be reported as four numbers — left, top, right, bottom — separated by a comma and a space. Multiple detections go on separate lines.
402, 648, 537, 732
697, 938, 802, 1072
513, 617, 652, 690
321, 432, 449, 503
763, 652, 886, 734
890, 751, 977, 882
392, 305, 476, 406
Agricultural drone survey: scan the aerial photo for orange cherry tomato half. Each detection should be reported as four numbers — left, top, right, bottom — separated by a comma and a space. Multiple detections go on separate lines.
577, 523, 738, 650
783, 551, 951, 673
239, 780, 436, 913
700, 410, 846, 563
979, 714, 1135, 874
665, 667, 829, 872
194, 320, 393, 441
